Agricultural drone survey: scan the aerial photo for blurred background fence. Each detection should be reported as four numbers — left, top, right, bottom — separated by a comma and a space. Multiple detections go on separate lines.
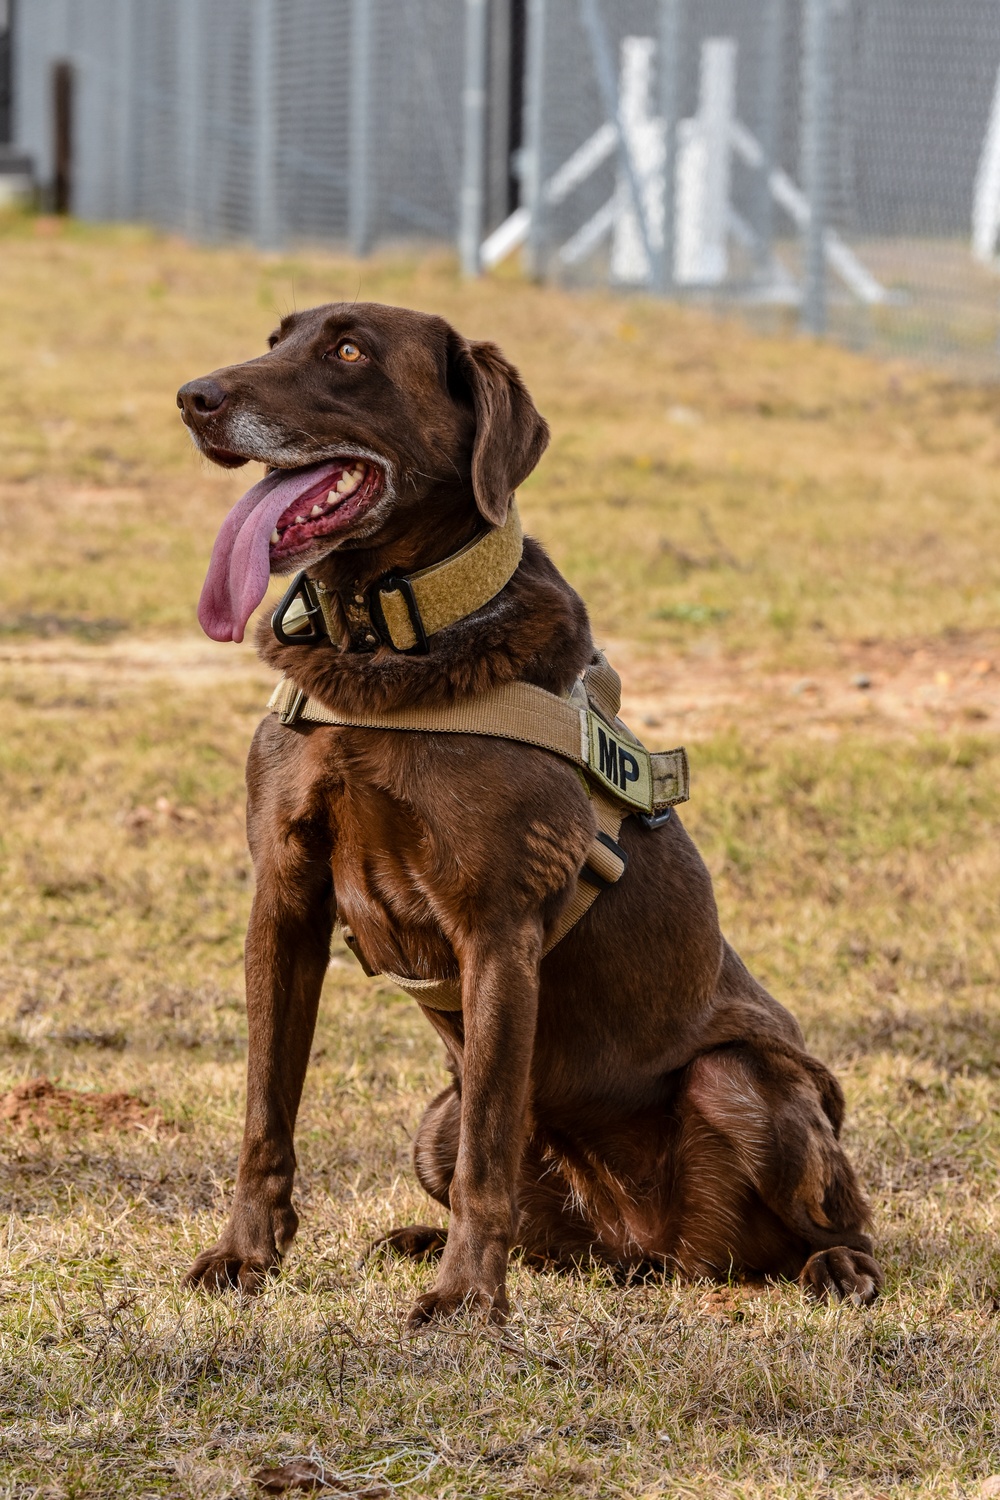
6, 0, 1000, 374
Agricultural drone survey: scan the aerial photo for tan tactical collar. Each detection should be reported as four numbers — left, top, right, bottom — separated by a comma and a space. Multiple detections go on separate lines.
271, 500, 524, 654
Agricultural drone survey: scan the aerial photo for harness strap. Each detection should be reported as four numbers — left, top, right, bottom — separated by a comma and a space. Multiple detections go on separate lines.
266, 650, 688, 1012
268, 667, 689, 815
371, 786, 626, 1011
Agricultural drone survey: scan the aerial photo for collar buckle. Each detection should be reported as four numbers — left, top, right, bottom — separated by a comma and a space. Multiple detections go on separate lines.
368, 574, 430, 654
271, 571, 330, 646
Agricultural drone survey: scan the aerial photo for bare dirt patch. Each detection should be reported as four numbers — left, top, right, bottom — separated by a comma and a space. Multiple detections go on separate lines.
3, 630, 999, 741
0, 1076, 163, 1132
613, 632, 1000, 740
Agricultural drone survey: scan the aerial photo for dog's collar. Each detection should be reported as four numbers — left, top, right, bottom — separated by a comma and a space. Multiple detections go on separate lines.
271, 500, 524, 654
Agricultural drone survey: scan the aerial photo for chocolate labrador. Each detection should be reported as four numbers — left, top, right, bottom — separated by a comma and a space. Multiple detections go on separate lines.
176, 302, 882, 1324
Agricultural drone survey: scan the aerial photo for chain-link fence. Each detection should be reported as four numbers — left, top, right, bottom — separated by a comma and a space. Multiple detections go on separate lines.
11, 0, 1000, 375
501, 0, 1000, 373
13, 0, 469, 248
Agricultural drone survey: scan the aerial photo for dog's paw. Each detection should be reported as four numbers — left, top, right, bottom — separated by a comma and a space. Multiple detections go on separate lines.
800, 1246, 883, 1305
406, 1279, 509, 1330
366, 1224, 448, 1264
185, 1244, 280, 1295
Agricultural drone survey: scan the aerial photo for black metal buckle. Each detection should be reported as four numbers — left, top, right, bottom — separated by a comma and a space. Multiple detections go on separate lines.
271, 571, 329, 646
368, 573, 430, 654
639, 806, 673, 830
580, 831, 629, 889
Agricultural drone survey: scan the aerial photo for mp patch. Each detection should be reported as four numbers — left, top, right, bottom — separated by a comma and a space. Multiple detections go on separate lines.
585, 711, 654, 811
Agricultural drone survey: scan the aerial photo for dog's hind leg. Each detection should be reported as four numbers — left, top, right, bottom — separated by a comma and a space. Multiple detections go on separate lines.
378, 1083, 606, 1272
671, 1043, 882, 1302
369, 1083, 459, 1262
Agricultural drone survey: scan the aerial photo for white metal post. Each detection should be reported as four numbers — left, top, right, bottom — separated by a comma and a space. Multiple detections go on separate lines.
459, 0, 489, 276
579, 0, 656, 282
253, 0, 279, 249
522, 0, 547, 278
800, 0, 832, 334
653, 0, 682, 293
349, 0, 374, 257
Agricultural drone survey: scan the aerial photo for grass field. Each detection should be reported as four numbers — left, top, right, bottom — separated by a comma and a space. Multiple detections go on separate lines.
0, 214, 998, 1500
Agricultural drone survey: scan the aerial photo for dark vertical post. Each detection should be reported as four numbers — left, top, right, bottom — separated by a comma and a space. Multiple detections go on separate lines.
506, 0, 526, 217
52, 60, 73, 214
0, 0, 13, 146
653, 0, 683, 293
800, 0, 831, 334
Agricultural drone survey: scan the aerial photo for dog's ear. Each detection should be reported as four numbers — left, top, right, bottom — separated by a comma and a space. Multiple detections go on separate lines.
446, 331, 550, 526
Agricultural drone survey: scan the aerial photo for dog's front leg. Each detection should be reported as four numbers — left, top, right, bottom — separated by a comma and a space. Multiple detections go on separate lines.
408, 923, 540, 1327
187, 826, 333, 1294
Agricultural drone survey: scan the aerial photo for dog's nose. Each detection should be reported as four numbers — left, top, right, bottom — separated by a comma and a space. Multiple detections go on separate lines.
177, 378, 228, 423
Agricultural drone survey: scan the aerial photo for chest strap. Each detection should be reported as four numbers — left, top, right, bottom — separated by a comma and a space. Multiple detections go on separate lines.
266, 652, 688, 1010
268, 667, 688, 815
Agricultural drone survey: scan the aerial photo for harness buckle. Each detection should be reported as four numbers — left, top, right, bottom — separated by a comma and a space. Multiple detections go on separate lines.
580, 830, 629, 889
368, 573, 430, 654
275, 687, 307, 726
277, 685, 307, 726
639, 806, 673, 830
271, 571, 329, 646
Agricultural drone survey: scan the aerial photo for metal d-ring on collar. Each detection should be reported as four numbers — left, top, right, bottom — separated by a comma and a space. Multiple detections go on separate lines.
270, 570, 430, 655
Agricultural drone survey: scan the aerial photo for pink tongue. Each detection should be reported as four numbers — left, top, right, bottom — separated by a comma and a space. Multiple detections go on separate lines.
197, 463, 340, 642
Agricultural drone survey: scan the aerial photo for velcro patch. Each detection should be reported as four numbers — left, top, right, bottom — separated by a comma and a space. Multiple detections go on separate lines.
585, 711, 654, 811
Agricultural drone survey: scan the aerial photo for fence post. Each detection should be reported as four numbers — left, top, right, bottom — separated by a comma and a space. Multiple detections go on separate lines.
459, 0, 489, 276
754, 0, 786, 279
253, 0, 279, 249
349, 0, 374, 257
800, 0, 831, 334
653, 0, 682, 293
522, 0, 547, 278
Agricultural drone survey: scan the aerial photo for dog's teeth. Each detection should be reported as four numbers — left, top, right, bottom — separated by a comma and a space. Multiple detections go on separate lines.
294, 514, 306, 524
325, 490, 338, 504
310, 505, 323, 517
270, 529, 279, 545
336, 475, 353, 494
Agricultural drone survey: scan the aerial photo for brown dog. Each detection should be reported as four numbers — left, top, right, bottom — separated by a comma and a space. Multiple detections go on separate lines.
176, 302, 882, 1325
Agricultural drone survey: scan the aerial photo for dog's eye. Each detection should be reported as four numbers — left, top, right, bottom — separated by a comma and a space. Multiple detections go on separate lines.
335, 341, 363, 363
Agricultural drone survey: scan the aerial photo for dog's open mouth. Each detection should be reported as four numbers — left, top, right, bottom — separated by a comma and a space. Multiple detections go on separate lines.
197, 457, 383, 644
269, 460, 381, 562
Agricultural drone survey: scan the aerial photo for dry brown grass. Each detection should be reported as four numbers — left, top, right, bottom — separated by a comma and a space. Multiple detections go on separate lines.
0, 214, 999, 1499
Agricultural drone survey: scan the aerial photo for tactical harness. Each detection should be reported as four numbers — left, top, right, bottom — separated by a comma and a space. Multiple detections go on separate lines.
266, 502, 689, 1011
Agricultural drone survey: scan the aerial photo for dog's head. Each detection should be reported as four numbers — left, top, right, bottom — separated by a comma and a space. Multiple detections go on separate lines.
177, 303, 549, 642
